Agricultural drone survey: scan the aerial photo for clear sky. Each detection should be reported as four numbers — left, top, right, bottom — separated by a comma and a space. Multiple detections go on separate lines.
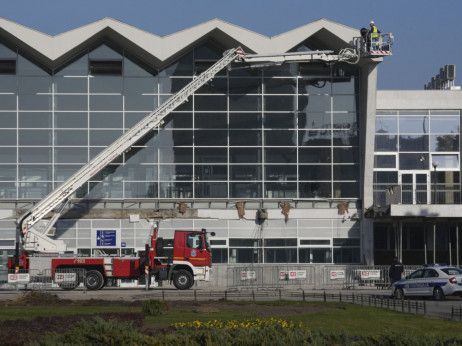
2, 0, 461, 90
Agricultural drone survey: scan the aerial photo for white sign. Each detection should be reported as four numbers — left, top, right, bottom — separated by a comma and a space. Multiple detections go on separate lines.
8, 273, 30, 284
360, 270, 381, 279
241, 271, 256, 280
279, 270, 307, 280
54, 273, 77, 283
330, 270, 345, 280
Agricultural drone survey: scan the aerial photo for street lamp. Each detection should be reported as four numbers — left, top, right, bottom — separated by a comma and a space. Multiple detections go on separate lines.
432, 161, 439, 204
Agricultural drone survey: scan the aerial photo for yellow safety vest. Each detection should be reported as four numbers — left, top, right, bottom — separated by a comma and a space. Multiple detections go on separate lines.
371, 26, 378, 38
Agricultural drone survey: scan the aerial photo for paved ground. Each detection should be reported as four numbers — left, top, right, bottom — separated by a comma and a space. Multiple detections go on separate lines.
1, 285, 462, 320
0, 285, 384, 301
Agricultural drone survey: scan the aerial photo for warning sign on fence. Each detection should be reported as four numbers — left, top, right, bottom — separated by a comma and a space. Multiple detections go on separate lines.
330, 270, 345, 280
359, 270, 381, 279
241, 271, 256, 280
8, 273, 30, 284
279, 270, 306, 280
54, 273, 77, 283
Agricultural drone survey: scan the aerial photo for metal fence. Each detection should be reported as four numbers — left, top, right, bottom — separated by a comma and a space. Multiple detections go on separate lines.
227, 265, 316, 289
131, 289, 460, 321
227, 265, 423, 290
0, 265, 429, 291
0, 268, 86, 292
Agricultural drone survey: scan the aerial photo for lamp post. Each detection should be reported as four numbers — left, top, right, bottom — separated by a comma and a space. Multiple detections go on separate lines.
432, 161, 439, 204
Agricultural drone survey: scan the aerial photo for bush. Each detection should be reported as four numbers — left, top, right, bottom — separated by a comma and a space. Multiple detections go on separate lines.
30, 317, 147, 346
1, 312, 144, 346
142, 299, 169, 316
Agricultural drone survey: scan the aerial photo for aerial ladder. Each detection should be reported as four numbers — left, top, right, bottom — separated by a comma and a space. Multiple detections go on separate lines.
354, 32, 394, 56
17, 46, 361, 255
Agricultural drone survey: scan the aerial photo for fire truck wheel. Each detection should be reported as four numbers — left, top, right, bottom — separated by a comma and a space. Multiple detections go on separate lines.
85, 270, 104, 290
173, 270, 194, 290
58, 282, 78, 290
98, 277, 108, 290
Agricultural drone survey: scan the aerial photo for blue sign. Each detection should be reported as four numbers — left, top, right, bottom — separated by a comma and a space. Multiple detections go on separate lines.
121, 242, 126, 248
96, 230, 117, 247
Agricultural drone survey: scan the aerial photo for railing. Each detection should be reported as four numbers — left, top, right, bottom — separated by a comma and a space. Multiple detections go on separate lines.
226, 265, 423, 290
373, 183, 461, 206
353, 33, 394, 55
0, 268, 86, 291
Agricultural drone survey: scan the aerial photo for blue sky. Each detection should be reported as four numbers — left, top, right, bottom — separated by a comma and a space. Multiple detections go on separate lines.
2, 0, 461, 90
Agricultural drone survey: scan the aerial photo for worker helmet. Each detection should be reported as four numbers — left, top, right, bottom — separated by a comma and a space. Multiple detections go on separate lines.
370, 20, 375, 24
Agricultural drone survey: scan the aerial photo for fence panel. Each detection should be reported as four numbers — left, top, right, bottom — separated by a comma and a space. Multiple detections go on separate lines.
274, 265, 315, 287
227, 266, 265, 289
0, 268, 87, 291
53, 268, 86, 291
322, 265, 352, 289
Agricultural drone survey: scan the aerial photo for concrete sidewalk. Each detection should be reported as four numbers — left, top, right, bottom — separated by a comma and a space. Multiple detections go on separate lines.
0, 285, 393, 302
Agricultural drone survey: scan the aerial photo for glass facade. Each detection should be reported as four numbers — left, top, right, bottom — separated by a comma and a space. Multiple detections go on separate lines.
0, 42, 360, 200
374, 110, 460, 205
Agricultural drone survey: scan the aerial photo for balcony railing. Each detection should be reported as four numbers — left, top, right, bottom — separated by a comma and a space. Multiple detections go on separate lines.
373, 183, 461, 206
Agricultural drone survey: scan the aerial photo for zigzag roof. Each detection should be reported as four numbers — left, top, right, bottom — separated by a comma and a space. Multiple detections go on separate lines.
0, 17, 360, 70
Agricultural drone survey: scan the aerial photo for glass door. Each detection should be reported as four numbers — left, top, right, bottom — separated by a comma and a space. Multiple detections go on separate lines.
399, 172, 429, 204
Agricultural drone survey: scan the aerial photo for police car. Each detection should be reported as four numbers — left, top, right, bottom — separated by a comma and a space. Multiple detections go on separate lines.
392, 264, 462, 301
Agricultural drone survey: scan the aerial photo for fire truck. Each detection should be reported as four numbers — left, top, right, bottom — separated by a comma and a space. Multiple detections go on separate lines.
7, 40, 384, 290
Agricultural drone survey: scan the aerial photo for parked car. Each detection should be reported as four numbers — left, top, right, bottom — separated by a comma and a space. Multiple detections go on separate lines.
392, 265, 462, 301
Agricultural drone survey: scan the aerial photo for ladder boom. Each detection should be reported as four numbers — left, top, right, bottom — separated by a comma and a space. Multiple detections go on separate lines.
18, 45, 361, 253
19, 47, 245, 251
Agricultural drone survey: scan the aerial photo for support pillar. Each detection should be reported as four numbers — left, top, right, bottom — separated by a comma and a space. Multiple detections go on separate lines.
457, 224, 459, 267
449, 225, 452, 266
433, 223, 436, 264
424, 224, 427, 264
399, 221, 403, 262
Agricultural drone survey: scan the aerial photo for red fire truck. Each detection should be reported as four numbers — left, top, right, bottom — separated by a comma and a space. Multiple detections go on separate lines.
8, 224, 214, 290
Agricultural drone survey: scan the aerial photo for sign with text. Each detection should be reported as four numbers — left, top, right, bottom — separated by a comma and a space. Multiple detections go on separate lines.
279, 270, 307, 280
240, 271, 256, 280
94, 229, 119, 248
330, 270, 345, 280
359, 270, 381, 279
8, 273, 30, 284
54, 273, 76, 283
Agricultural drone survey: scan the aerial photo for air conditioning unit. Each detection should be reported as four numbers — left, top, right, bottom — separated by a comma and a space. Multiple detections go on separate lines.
440, 67, 445, 80
435, 74, 441, 88
445, 65, 455, 81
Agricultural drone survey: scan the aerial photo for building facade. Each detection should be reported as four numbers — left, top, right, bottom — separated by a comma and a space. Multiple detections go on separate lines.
373, 91, 462, 266
0, 18, 460, 281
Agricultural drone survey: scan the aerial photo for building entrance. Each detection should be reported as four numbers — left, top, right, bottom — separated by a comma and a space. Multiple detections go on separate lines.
399, 172, 429, 204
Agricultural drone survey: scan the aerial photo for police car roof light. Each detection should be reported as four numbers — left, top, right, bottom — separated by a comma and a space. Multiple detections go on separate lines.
423, 263, 447, 267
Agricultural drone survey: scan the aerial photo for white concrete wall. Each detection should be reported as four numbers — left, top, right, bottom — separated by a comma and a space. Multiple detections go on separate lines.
377, 90, 462, 110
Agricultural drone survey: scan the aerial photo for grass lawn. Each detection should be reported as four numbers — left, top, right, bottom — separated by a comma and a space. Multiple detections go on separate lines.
145, 300, 462, 338
0, 306, 140, 321
1, 299, 461, 338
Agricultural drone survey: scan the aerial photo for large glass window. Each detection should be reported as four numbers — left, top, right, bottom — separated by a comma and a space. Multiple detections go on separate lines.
0, 43, 360, 200
374, 110, 460, 205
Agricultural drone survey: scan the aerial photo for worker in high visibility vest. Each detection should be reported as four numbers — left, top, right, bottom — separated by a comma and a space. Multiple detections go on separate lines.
369, 21, 381, 51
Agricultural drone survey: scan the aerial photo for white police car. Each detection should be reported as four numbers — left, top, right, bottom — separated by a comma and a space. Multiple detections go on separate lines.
392, 264, 462, 301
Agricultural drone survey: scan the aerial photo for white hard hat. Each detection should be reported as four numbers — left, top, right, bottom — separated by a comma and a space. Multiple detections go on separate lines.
370, 20, 375, 24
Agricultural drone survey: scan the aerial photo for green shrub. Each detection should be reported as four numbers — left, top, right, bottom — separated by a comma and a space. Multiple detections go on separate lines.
30, 317, 147, 345
142, 299, 169, 316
